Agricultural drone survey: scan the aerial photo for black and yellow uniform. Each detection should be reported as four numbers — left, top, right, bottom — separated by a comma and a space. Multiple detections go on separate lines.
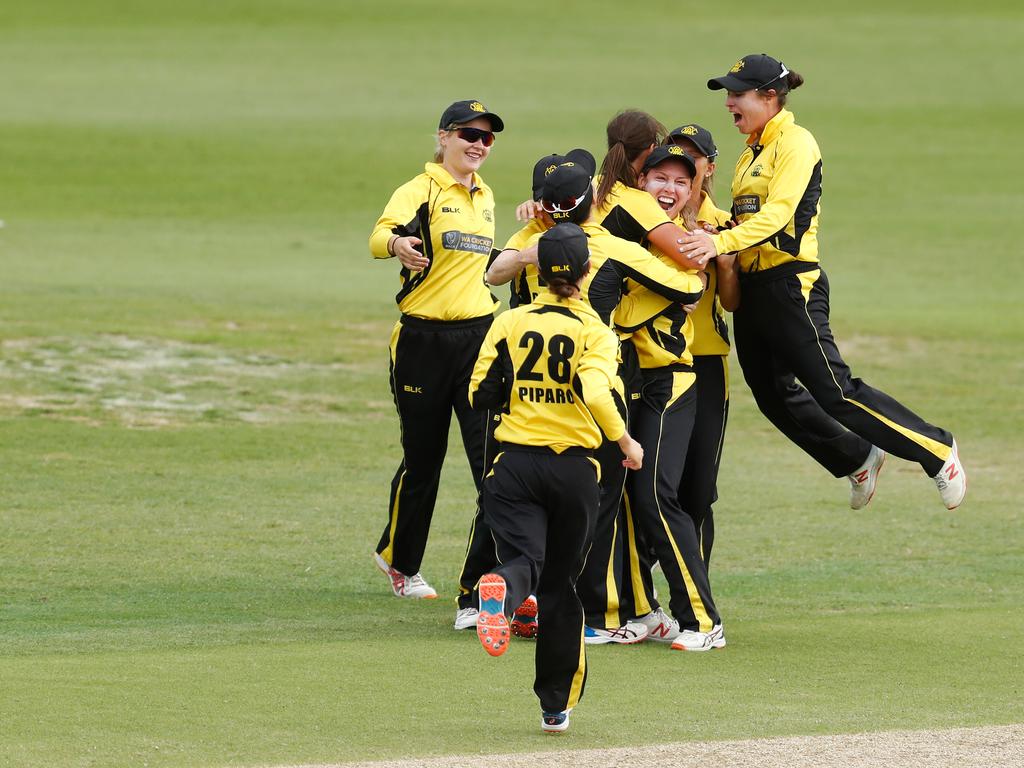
679, 193, 734, 565
591, 178, 673, 247
370, 162, 498, 577
712, 109, 953, 476
612, 237, 720, 633
456, 217, 700, 615
469, 288, 625, 716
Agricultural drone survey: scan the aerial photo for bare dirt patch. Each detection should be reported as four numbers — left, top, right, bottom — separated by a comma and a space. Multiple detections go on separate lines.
0, 334, 382, 426
275, 724, 1023, 768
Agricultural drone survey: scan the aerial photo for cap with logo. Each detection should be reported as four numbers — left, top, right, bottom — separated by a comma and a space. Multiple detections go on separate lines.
538, 223, 590, 285
532, 148, 596, 201
439, 100, 505, 132
667, 124, 718, 160
707, 54, 789, 93
642, 145, 697, 177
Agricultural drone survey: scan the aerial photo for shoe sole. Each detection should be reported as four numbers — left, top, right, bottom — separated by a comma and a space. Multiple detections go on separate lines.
541, 721, 569, 734
510, 597, 538, 639
477, 575, 509, 657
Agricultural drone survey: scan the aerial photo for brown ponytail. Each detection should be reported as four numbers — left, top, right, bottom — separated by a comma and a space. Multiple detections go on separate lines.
767, 67, 805, 107
547, 278, 577, 299
595, 110, 667, 208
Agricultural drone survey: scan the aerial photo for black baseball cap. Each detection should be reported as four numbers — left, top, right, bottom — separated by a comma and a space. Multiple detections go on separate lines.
642, 145, 697, 178
438, 100, 505, 132
707, 54, 790, 92
532, 149, 596, 200
538, 223, 590, 284
666, 124, 718, 160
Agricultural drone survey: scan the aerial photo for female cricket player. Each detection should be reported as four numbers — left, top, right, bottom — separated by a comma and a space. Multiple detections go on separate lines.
679, 55, 966, 509
468, 222, 643, 733
368, 100, 503, 598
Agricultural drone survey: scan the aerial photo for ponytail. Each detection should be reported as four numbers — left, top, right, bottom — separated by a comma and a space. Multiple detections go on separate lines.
768, 67, 805, 108
595, 110, 667, 208
596, 142, 631, 209
547, 278, 577, 299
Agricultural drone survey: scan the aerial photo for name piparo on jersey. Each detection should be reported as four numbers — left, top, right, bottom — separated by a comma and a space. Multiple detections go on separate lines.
370, 162, 498, 320
469, 294, 625, 454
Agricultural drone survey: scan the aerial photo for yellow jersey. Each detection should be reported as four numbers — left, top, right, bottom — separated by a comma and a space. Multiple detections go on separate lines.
469, 293, 625, 452
592, 178, 672, 247
689, 193, 733, 357
370, 162, 498, 320
711, 109, 822, 273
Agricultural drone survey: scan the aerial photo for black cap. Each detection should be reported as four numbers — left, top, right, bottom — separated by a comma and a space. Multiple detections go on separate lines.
438, 100, 504, 132
707, 54, 789, 92
667, 123, 718, 160
532, 149, 595, 200
642, 145, 697, 177
538, 223, 590, 285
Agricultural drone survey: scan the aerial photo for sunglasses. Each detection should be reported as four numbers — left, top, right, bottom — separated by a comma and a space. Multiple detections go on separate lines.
541, 186, 591, 214
452, 126, 495, 147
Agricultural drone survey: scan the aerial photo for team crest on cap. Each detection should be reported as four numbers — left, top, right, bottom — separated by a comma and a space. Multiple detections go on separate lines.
730, 60, 745, 73
668, 146, 685, 156
469, 101, 486, 112
681, 125, 699, 136
545, 164, 558, 175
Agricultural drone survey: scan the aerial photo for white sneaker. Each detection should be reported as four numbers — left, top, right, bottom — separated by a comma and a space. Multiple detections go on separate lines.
373, 553, 438, 599
849, 446, 886, 510
671, 623, 726, 652
933, 440, 967, 510
583, 622, 648, 645
636, 607, 680, 643
453, 607, 478, 630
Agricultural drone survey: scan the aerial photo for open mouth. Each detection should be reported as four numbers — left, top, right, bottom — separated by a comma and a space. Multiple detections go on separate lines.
731, 112, 742, 125
656, 195, 675, 211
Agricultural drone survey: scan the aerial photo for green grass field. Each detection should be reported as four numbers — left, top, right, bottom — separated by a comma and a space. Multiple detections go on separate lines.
1, 2, 1022, 766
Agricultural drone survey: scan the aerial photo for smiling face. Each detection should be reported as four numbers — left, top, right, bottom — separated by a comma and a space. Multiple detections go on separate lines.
639, 158, 693, 220
725, 88, 779, 136
437, 116, 493, 180
671, 137, 716, 206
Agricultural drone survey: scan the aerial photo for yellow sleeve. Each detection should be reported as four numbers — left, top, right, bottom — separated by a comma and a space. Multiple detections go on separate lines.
712, 131, 818, 255
577, 322, 626, 441
502, 219, 545, 252
368, 177, 426, 259
469, 312, 511, 410
613, 282, 671, 333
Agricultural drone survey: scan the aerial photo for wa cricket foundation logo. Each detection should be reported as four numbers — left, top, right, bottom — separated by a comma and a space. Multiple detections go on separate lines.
441, 231, 493, 255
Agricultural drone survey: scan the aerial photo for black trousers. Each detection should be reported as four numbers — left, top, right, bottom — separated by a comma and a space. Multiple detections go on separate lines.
375, 314, 492, 576
626, 369, 720, 632
734, 264, 952, 477
678, 355, 730, 566
482, 446, 597, 714
576, 389, 630, 630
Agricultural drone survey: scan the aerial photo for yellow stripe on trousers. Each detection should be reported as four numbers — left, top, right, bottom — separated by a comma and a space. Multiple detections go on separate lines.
622, 494, 652, 618
652, 371, 713, 632
566, 625, 587, 711
797, 271, 951, 463
380, 320, 407, 565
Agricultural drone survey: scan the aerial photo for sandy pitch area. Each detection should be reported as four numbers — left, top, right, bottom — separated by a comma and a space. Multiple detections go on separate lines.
277, 723, 1023, 768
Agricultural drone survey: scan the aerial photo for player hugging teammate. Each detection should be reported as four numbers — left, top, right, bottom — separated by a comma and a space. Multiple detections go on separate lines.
367, 72, 967, 733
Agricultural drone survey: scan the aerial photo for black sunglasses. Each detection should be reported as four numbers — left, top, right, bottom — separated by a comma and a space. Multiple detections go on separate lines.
452, 126, 495, 147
